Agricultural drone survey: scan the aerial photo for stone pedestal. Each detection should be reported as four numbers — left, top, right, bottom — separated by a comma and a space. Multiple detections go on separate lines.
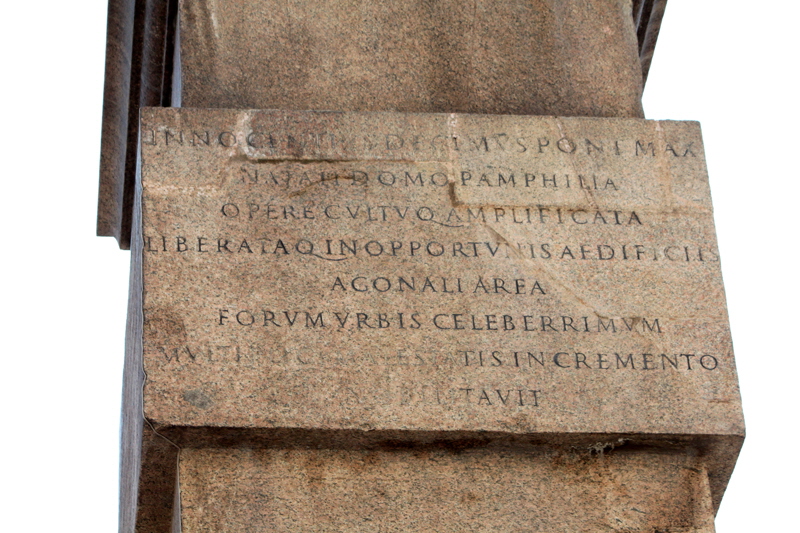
119, 108, 742, 532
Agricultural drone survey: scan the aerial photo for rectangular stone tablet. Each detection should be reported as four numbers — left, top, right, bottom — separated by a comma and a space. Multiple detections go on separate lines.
137, 108, 742, 440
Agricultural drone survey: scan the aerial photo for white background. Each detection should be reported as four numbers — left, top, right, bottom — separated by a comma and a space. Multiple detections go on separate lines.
0, 1, 797, 530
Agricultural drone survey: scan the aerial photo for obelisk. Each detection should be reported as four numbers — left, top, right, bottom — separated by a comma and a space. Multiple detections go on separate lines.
98, 1, 743, 531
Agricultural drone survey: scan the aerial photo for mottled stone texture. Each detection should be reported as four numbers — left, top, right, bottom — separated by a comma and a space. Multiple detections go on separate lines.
123, 108, 743, 531
179, 447, 716, 533
97, 0, 135, 244
178, 0, 644, 117
98, 0, 175, 249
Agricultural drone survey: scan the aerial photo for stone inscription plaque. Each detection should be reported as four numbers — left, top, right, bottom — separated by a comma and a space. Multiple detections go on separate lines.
139, 108, 742, 437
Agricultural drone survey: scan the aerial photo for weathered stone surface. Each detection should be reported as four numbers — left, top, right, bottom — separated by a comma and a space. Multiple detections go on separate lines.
139, 108, 740, 435
132, 108, 743, 530
179, 447, 716, 533
97, 0, 135, 244
177, 0, 644, 118
98, 0, 175, 249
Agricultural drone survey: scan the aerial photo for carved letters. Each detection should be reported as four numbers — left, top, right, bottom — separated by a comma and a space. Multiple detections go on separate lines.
141, 112, 727, 417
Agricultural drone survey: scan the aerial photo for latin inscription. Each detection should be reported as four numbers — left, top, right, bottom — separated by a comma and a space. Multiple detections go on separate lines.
236, 165, 621, 191
216, 309, 663, 334
219, 203, 641, 226
147, 344, 720, 373
141, 111, 731, 424
144, 236, 718, 263
142, 128, 697, 160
